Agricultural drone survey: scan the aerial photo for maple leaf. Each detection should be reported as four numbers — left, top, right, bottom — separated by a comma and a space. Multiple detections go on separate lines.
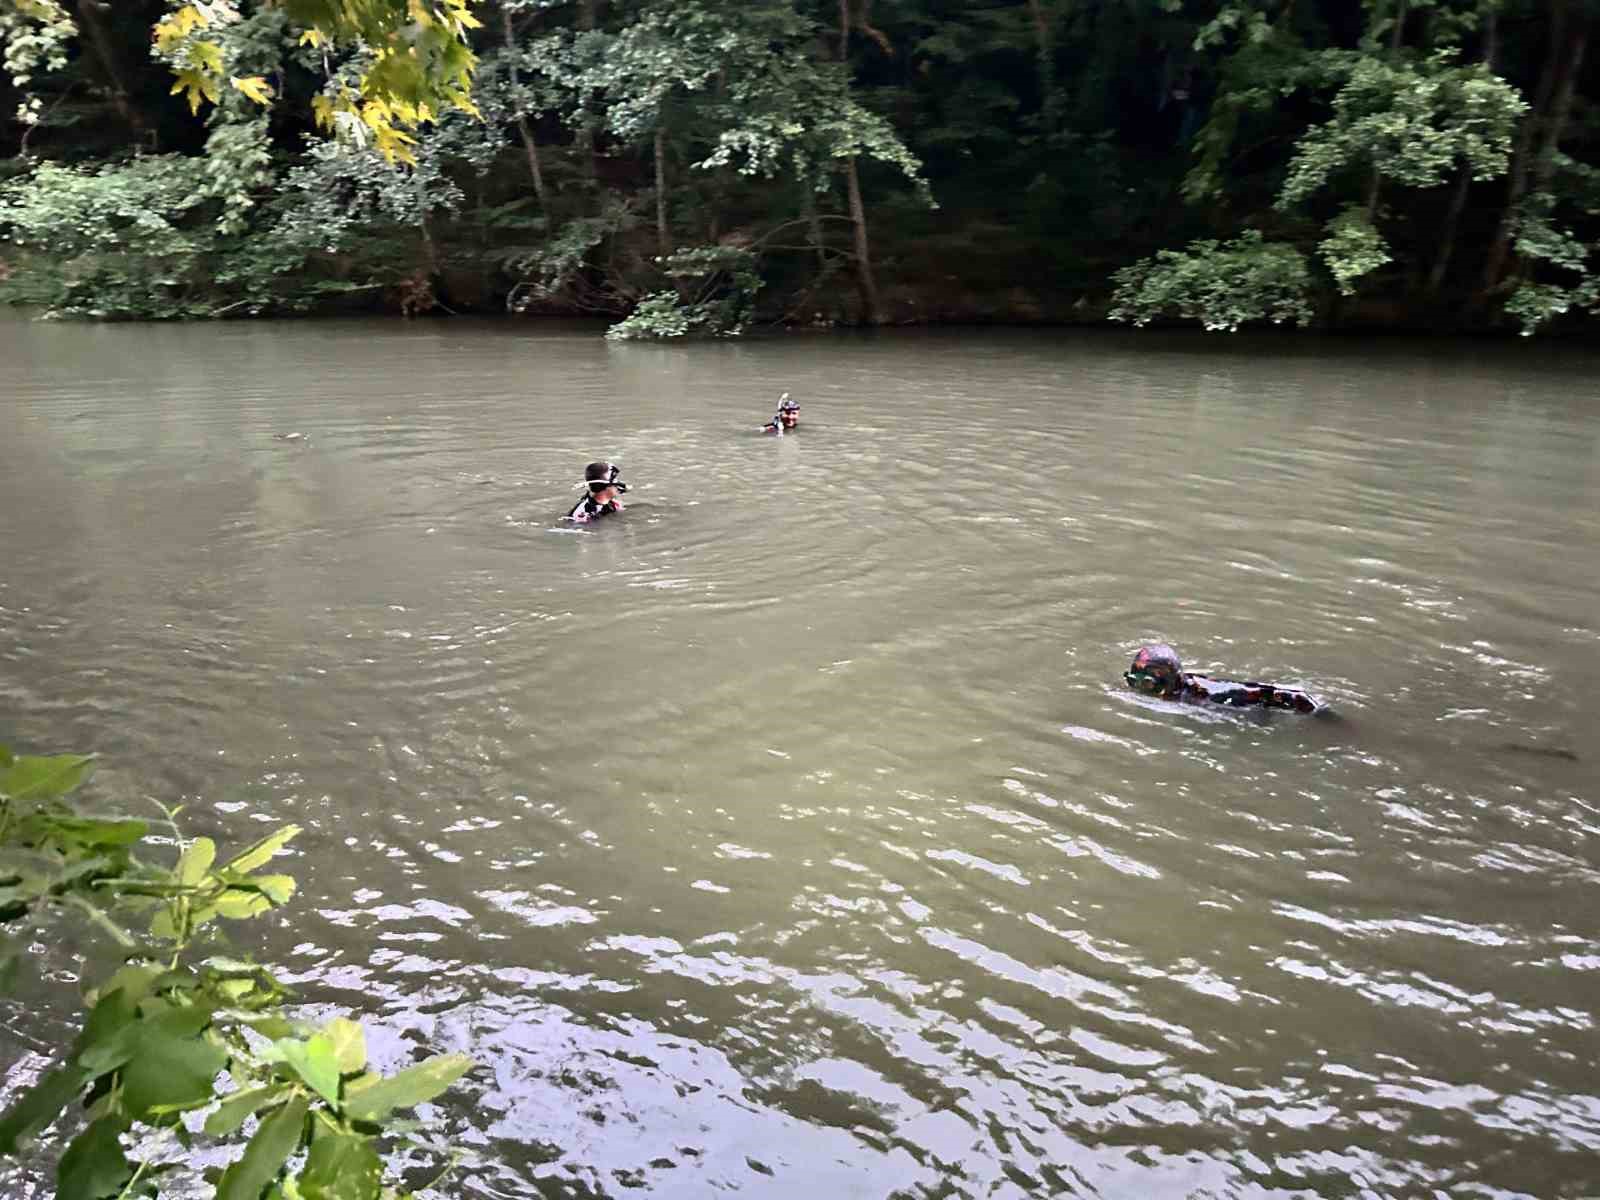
231, 75, 274, 105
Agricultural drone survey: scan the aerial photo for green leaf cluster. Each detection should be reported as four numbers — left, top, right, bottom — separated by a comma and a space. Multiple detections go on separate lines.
0, 743, 475, 1200
1109, 229, 1315, 332
1318, 206, 1393, 295
2, 0, 1596, 333
607, 244, 762, 338
1505, 193, 1600, 334
1278, 59, 1526, 206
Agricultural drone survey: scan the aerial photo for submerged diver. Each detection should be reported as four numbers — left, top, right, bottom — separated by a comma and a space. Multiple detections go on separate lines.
760, 393, 799, 435
1124, 643, 1324, 714
565, 461, 628, 523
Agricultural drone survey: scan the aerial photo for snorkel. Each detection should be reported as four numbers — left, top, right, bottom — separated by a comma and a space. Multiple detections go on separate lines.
1125, 643, 1185, 698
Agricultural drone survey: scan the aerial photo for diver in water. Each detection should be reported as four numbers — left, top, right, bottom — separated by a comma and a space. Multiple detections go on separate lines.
1124, 643, 1324, 714
565, 461, 628, 523
760, 393, 799, 435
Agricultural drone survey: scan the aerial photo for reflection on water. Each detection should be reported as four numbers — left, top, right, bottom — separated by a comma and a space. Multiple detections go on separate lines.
3, 319, 1599, 1197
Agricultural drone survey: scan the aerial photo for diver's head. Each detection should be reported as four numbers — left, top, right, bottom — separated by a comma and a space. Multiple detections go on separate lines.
584, 460, 627, 503
776, 393, 799, 429
1125, 643, 1184, 697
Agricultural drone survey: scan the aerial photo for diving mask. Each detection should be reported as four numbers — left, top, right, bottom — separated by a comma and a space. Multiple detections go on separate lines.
587, 462, 628, 494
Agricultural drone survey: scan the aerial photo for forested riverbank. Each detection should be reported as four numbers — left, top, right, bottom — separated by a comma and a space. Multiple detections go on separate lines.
1, 0, 1596, 336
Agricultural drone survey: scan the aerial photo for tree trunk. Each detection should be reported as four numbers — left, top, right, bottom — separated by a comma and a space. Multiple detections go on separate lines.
417, 173, 440, 276
70, 0, 147, 144
654, 126, 670, 257
1027, 0, 1057, 133
419, 214, 439, 274
803, 187, 828, 271
1531, 25, 1587, 196
1481, 0, 1568, 294
1027, 0, 1050, 47
837, 0, 882, 325
503, 7, 549, 212
1362, 0, 1407, 221
517, 118, 549, 209
1427, 173, 1471, 295
576, 0, 600, 186
843, 158, 882, 325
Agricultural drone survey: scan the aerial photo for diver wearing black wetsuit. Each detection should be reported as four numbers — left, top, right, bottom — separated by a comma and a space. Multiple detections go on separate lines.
762, 393, 799, 434
565, 461, 628, 523
1124, 643, 1323, 714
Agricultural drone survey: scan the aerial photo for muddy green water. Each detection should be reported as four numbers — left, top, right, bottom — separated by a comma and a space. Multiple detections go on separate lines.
3, 318, 1599, 1198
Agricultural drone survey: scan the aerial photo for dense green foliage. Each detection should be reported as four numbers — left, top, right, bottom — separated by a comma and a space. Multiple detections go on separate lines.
1109, 229, 1315, 330
0, 745, 472, 1199
1, 0, 1596, 333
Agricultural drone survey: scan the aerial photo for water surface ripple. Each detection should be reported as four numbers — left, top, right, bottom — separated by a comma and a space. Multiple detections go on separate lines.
3, 321, 1598, 1198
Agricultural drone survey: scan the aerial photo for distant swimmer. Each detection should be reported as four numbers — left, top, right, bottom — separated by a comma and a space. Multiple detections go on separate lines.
760, 393, 799, 435
565, 461, 628, 523
1123, 643, 1325, 714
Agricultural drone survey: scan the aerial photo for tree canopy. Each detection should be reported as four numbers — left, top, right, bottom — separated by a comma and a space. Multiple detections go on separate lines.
1, 0, 1596, 334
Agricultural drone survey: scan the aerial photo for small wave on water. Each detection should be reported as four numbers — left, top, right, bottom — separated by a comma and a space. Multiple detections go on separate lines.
3, 323, 1599, 1197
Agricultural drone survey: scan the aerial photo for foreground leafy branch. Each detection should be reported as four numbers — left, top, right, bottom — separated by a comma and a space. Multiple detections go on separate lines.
0, 745, 473, 1200
0, 0, 482, 163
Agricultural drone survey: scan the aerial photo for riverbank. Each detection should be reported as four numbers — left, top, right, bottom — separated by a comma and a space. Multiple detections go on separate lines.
7, 229, 1573, 338
8, 260, 1579, 339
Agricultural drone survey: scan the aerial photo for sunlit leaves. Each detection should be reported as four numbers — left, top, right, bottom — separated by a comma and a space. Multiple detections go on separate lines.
342, 1054, 474, 1122
1505, 190, 1600, 334
176, 837, 216, 887
153, 3, 209, 53
1109, 230, 1314, 332
608, 246, 763, 339
0, 0, 74, 125
231, 74, 275, 105
222, 827, 300, 876
1279, 60, 1527, 207
263, 1032, 344, 1105
1319, 207, 1393, 294
147, 0, 483, 152
281, 0, 483, 162
170, 67, 219, 114
154, 3, 230, 115
324, 1018, 367, 1074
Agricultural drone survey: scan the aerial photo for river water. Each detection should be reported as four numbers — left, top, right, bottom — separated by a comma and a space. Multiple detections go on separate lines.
2, 317, 1598, 1198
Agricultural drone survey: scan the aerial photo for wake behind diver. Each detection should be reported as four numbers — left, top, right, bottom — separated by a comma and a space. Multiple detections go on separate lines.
1120, 643, 1583, 760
